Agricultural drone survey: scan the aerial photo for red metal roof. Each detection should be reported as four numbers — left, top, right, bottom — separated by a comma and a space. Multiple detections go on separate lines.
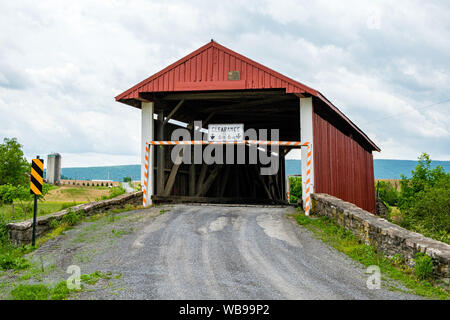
115, 40, 380, 152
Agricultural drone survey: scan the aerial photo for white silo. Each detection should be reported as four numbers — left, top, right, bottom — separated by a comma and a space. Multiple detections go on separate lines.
47, 153, 61, 185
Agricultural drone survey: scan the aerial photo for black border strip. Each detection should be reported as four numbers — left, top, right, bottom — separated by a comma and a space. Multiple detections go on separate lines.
32, 160, 43, 177
30, 175, 42, 192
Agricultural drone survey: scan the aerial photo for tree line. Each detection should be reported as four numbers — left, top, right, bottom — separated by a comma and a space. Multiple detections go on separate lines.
377, 153, 449, 244
0, 138, 50, 224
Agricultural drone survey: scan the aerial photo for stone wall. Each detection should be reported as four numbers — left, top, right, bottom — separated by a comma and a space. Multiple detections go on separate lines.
7, 191, 143, 245
311, 193, 450, 281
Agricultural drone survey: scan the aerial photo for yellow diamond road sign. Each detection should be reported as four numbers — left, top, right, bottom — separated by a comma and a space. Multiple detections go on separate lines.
30, 158, 44, 195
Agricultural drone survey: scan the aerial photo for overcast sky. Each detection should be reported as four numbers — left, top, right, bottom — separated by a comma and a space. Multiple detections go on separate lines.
0, 0, 449, 167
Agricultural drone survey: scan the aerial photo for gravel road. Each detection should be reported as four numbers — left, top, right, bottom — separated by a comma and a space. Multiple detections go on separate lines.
25, 204, 422, 300
120, 182, 134, 193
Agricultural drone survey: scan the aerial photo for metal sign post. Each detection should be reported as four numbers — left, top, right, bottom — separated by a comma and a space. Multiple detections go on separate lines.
32, 193, 37, 246
30, 156, 44, 246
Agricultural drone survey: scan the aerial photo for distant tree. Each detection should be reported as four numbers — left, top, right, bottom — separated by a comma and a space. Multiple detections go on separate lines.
376, 180, 399, 206
399, 153, 447, 211
289, 176, 302, 204
0, 183, 50, 219
0, 138, 30, 186
398, 153, 450, 243
123, 176, 132, 182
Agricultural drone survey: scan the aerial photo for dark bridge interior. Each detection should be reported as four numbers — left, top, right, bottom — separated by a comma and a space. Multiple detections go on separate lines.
144, 89, 304, 204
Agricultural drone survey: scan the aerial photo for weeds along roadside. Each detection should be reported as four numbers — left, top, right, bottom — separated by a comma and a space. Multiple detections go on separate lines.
7, 270, 123, 300
0, 203, 140, 300
1, 185, 129, 275
291, 209, 450, 300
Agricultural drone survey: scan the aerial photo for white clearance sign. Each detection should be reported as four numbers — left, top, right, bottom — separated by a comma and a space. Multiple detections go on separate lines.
208, 124, 244, 142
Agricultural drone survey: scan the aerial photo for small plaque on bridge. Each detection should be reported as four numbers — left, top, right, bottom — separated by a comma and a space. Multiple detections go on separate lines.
208, 124, 244, 142
227, 70, 240, 80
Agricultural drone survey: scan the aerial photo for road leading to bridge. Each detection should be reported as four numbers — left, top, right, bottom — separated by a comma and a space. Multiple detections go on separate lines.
29, 204, 422, 299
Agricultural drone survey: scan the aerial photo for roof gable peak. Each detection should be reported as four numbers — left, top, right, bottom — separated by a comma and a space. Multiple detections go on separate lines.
115, 40, 318, 102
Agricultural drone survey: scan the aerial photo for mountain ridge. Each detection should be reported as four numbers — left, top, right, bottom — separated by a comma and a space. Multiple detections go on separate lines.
57, 159, 450, 181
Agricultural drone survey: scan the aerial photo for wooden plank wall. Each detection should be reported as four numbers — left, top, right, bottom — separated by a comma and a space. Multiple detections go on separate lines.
313, 112, 376, 213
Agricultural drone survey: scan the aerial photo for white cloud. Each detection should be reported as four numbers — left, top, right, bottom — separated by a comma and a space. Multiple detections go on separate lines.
0, 0, 449, 168
258, 0, 310, 25
366, 10, 382, 30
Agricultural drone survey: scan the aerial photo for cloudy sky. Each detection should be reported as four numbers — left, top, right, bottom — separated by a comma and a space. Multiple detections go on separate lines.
0, 0, 449, 167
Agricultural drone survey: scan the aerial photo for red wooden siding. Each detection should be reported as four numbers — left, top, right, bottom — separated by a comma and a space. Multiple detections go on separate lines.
313, 112, 376, 213
115, 41, 318, 101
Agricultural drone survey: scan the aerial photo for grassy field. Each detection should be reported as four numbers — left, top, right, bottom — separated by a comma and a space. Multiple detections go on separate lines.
0, 185, 125, 223
44, 185, 111, 202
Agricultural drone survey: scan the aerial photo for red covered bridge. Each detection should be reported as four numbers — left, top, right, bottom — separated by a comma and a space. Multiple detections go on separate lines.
116, 40, 379, 213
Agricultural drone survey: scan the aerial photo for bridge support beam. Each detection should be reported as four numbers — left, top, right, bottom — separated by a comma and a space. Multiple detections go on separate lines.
142, 101, 154, 206
300, 97, 314, 211
157, 110, 165, 195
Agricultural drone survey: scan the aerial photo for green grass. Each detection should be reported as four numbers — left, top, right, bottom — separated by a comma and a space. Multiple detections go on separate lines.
10, 283, 52, 300
0, 200, 135, 300
386, 206, 450, 245
9, 270, 119, 300
414, 252, 434, 280
80, 271, 114, 285
109, 204, 137, 215
65, 185, 110, 191
38, 205, 134, 246
0, 201, 86, 223
9, 280, 78, 300
111, 228, 133, 238
0, 204, 136, 275
292, 211, 450, 300
0, 201, 136, 273
92, 185, 110, 190
0, 208, 130, 298
18, 264, 56, 282
47, 185, 60, 191
96, 186, 126, 201
61, 188, 89, 196
0, 246, 30, 271
0, 186, 128, 224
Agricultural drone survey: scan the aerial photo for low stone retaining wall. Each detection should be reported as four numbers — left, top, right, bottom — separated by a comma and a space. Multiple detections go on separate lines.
7, 191, 143, 245
311, 193, 450, 281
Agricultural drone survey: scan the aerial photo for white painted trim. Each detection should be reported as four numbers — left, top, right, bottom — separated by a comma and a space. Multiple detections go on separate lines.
300, 97, 314, 209
142, 102, 154, 206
